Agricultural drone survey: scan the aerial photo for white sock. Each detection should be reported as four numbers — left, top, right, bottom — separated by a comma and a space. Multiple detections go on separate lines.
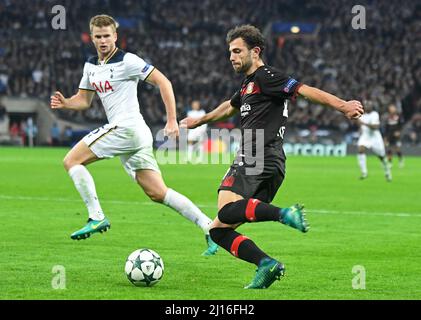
163, 188, 212, 234
187, 143, 194, 162
188, 141, 204, 164
358, 153, 367, 176
380, 157, 392, 176
68, 165, 105, 221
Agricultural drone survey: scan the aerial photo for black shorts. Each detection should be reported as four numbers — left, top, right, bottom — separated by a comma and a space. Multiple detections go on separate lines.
386, 135, 402, 148
218, 148, 286, 203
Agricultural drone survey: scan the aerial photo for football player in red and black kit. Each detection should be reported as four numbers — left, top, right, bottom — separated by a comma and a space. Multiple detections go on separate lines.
181, 25, 364, 289
384, 104, 404, 168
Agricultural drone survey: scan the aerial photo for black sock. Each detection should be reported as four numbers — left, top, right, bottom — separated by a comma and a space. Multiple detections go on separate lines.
209, 227, 269, 265
218, 199, 281, 224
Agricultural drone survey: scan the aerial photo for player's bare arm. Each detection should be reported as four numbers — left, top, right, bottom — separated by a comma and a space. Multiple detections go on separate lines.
50, 89, 95, 111
180, 100, 238, 129
146, 68, 179, 138
297, 84, 364, 120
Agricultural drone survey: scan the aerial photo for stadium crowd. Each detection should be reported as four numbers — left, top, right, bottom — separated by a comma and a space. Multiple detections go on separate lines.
0, 0, 420, 144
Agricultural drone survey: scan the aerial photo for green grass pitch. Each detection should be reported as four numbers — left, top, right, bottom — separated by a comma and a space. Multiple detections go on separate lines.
0, 147, 420, 300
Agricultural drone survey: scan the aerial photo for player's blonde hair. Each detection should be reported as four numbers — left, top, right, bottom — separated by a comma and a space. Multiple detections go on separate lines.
89, 14, 119, 33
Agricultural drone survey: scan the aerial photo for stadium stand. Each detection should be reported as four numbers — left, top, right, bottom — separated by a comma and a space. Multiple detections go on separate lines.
0, 0, 419, 145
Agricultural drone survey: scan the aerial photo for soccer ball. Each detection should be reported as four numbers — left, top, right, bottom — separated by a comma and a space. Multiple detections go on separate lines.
125, 248, 164, 287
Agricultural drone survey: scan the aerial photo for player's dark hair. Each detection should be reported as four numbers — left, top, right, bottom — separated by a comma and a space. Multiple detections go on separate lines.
226, 25, 265, 57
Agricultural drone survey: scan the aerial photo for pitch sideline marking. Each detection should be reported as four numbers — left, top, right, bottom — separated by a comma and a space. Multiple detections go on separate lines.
0, 194, 420, 217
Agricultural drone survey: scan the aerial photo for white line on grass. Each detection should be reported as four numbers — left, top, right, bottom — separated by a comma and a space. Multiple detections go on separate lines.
1, 194, 420, 217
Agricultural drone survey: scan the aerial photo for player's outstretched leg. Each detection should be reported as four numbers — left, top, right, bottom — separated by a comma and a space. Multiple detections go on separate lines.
70, 217, 111, 240
357, 152, 368, 179
209, 227, 284, 289
163, 188, 218, 255
135, 169, 218, 255
218, 199, 310, 233
67, 164, 110, 240
397, 151, 404, 168
280, 204, 310, 232
379, 156, 392, 182
387, 149, 393, 166
245, 257, 285, 289
203, 234, 219, 256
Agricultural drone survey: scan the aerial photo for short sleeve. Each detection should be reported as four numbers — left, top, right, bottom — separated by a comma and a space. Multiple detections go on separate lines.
257, 70, 302, 101
124, 53, 155, 81
78, 63, 95, 91
230, 90, 241, 109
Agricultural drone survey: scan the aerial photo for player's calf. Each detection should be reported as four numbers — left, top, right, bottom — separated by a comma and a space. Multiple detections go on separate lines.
217, 199, 309, 232
218, 199, 280, 224
209, 227, 269, 265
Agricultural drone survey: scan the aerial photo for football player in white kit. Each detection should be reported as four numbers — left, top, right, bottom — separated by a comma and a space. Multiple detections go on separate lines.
50, 15, 218, 255
186, 100, 207, 163
356, 101, 392, 181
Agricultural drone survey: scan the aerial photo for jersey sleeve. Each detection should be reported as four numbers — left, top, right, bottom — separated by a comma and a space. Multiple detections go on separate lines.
230, 90, 241, 109
78, 63, 95, 91
124, 53, 155, 81
256, 69, 302, 101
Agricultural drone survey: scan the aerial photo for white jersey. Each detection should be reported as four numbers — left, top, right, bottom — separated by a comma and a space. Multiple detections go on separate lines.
187, 109, 206, 121
360, 111, 382, 139
187, 109, 207, 141
358, 110, 385, 156
79, 48, 154, 126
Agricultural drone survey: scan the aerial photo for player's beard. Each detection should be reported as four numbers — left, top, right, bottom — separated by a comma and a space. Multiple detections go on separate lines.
234, 55, 253, 74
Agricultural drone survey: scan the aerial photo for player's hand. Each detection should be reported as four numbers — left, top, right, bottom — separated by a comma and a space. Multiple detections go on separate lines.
50, 91, 67, 109
179, 117, 199, 129
341, 100, 364, 120
164, 119, 179, 138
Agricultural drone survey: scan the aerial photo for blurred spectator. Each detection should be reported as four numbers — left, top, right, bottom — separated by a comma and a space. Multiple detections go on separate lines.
0, 0, 419, 143
0, 103, 6, 121
24, 117, 38, 146
50, 122, 61, 146
63, 125, 73, 146
9, 122, 22, 145
405, 113, 421, 146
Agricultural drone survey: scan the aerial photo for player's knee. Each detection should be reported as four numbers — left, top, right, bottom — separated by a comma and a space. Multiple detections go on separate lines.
145, 189, 166, 203
210, 218, 228, 230
217, 201, 246, 224
63, 156, 77, 171
217, 202, 234, 224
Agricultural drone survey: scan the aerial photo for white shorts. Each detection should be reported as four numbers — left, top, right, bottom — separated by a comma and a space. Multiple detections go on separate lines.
82, 123, 160, 179
187, 127, 206, 142
358, 135, 386, 157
